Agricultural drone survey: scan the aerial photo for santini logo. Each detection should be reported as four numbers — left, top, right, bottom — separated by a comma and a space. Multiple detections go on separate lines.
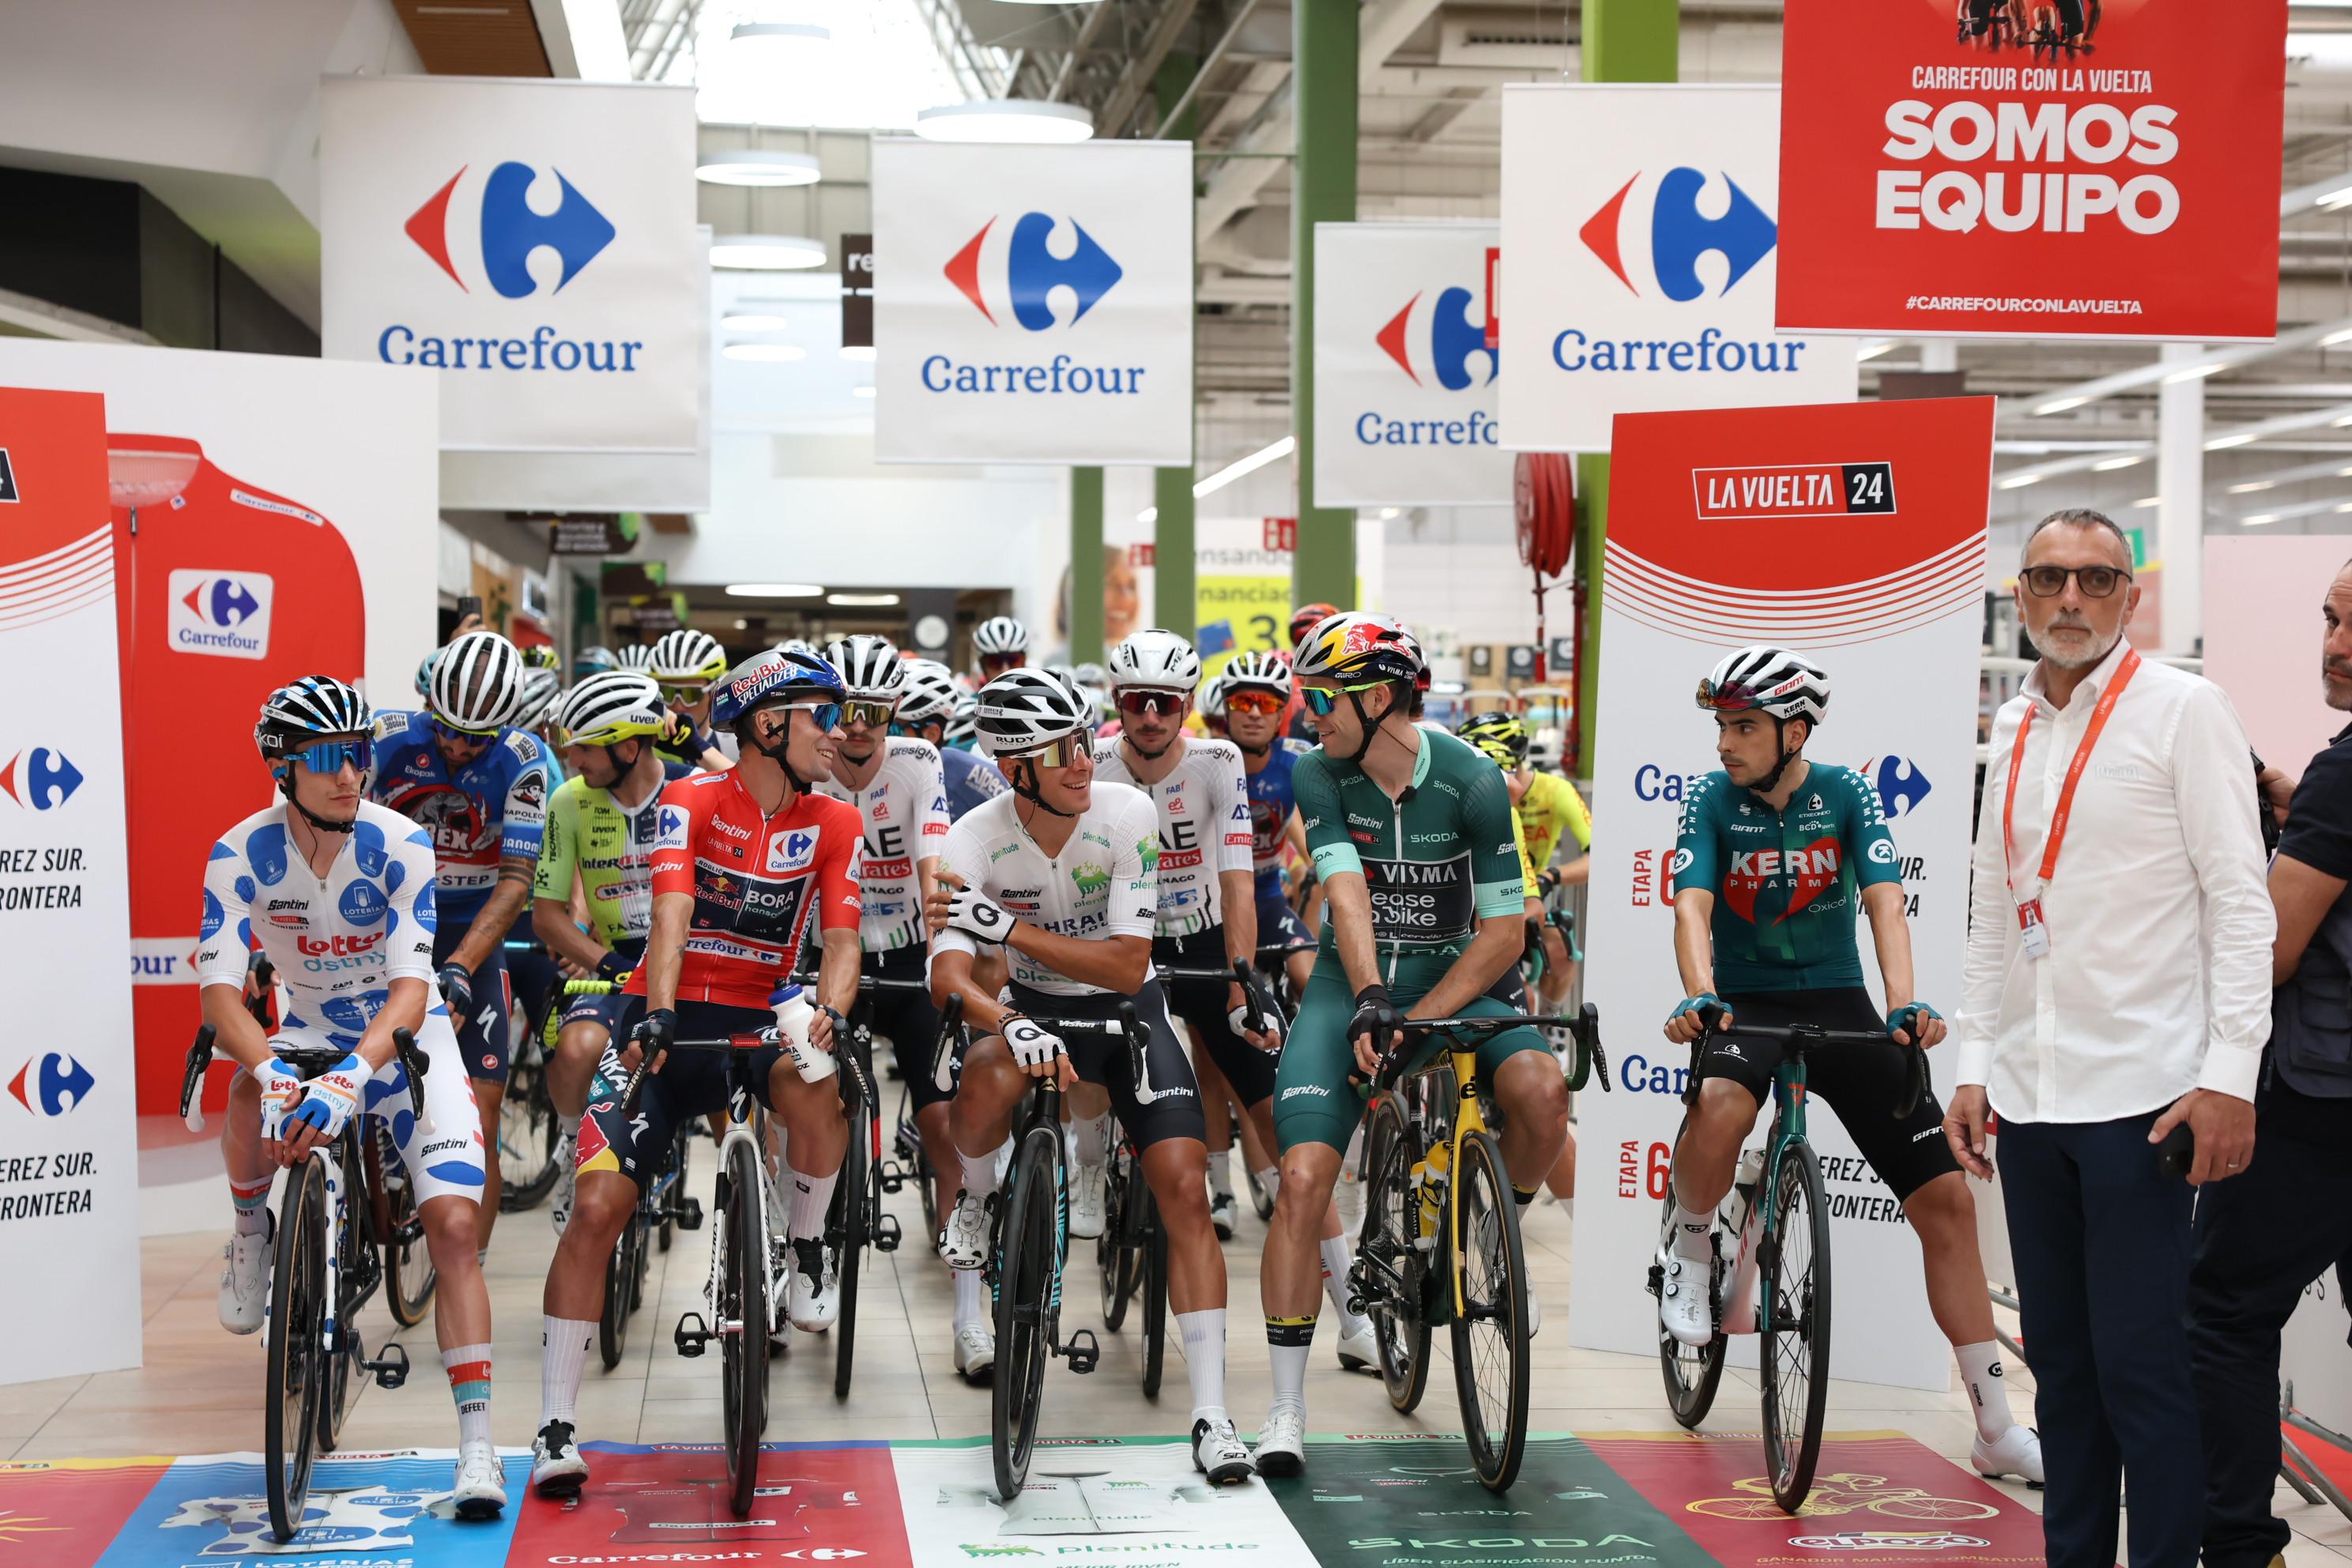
1355, 285, 1502, 450
922, 214, 1147, 399
166, 570, 274, 661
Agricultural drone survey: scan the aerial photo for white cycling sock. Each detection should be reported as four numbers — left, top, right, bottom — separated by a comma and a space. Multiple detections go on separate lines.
1320, 1236, 1366, 1333
1208, 1146, 1234, 1199
1178, 1308, 1227, 1426
1267, 1315, 1314, 1420
1070, 1112, 1113, 1167
541, 1316, 595, 1426
787, 1168, 838, 1242
1672, 1202, 1714, 1261
1257, 1166, 1281, 1204
230, 1174, 271, 1236
1956, 1340, 2017, 1442
558, 1110, 580, 1139
953, 1266, 986, 1332
960, 1147, 1001, 1200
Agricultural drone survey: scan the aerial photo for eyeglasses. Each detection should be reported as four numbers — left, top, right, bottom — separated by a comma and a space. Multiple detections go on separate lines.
1114, 689, 1187, 718
1299, 680, 1388, 717
288, 737, 375, 775
840, 699, 895, 729
2022, 564, 2131, 599
1224, 689, 1283, 717
1000, 733, 1088, 771
432, 717, 499, 744
661, 683, 710, 704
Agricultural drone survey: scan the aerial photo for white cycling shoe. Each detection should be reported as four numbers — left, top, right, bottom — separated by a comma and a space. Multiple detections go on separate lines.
1253, 1406, 1306, 1477
531, 1419, 589, 1497
1972, 1423, 2045, 1486
939, 1190, 992, 1271
1210, 1189, 1238, 1242
954, 1322, 996, 1384
453, 1438, 507, 1520
1657, 1245, 1716, 1348
550, 1133, 577, 1234
1193, 1416, 1257, 1485
1524, 1284, 1542, 1340
218, 1218, 271, 1335
1067, 1163, 1108, 1241
788, 1238, 839, 1332
1335, 1317, 1378, 1374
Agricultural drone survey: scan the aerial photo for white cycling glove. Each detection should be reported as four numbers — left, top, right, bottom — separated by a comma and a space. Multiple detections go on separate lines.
944, 884, 1019, 944
1001, 1015, 1066, 1071
1230, 986, 1285, 1050
252, 1058, 307, 1142
284, 1053, 368, 1142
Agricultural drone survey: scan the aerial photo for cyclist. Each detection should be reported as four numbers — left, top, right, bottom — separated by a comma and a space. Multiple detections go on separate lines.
533, 646, 864, 1498
944, 690, 981, 751
1223, 650, 1318, 1001
926, 669, 1253, 1484
972, 615, 1030, 681
528, 672, 694, 1231
1281, 603, 1340, 742
1261, 612, 1571, 1476
1458, 711, 1589, 1010
205, 677, 504, 1517
372, 629, 557, 1252
1658, 646, 2043, 1485
574, 646, 619, 680
616, 644, 658, 675
898, 658, 1010, 820
649, 628, 737, 771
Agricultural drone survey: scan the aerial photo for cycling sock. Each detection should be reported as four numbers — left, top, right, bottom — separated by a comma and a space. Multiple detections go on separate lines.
959, 1147, 1001, 1200
541, 1317, 595, 1424
1257, 1166, 1281, 1204
1267, 1314, 1315, 1418
477, 1248, 489, 1271
1956, 1340, 2017, 1442
1514, 1185, 1539, 1207
557, 1110, 580, 1141
1208, 1146, 1234, 1200
1070, 1112, 1113, 1167
952, 1265, 985, 1331
1177, 1308, 1227, 1425
1319, 1238, 1366, 1333
230, 1175, 272, 1235
443, 1343, 492, 1448
787, 1168, 839, 1242
1672, 1202, 1714, 1261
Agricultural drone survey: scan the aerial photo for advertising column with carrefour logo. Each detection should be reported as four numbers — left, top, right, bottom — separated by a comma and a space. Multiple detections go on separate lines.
871, 138, 1195, 466
1567, 394, 1996, 1392
0, 386, 143, 1383
1499, 85, 1859, 450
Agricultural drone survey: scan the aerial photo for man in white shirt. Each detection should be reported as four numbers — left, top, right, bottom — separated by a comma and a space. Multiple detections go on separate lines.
1947, 509, 2275, 1568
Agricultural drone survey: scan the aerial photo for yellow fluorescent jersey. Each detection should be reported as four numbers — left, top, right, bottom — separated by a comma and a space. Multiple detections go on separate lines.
1518, 771, 1592, 873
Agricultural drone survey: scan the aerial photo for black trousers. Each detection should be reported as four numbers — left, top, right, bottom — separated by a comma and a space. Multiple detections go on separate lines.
1999, 1111, 2201, 1568
2188, 1081, 2352, 1568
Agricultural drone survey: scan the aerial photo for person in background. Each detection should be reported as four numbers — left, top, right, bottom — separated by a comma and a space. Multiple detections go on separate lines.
2190, 557, 2352, 1568
971, 616, 1029, 682
1281, 604, 1339, 744
648, 628, 736, 771
573, 645, 618, 680
1947, 508, 2274, 1568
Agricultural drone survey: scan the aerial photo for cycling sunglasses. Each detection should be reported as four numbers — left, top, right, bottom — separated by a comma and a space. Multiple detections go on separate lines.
1298, 680, 1387, 717
1114, 688, 1188, 718
661, 682, 710, 704
288, 736, 375, 775
979, 652, 1025, 673
1001, 733, 1088, 771
2021, 564, 2130, 599
839, 699, 896, 729
752, 699, 842, 735
1224, 689, 1283, 717
431, 716, 499, 744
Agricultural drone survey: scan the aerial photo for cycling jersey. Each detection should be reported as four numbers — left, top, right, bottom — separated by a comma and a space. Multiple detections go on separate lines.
930, 784, 1160, 998
1246, 738, 1314, 897
624, 771, 863, 1010
1091, 737, 1253, 938
818, 737, 949, 953
370, 710, 557, 924
533, 761, 695, 955
941, 744, 1009, 821
1672, 763, 1902, 993
1517, 771, 1592, 876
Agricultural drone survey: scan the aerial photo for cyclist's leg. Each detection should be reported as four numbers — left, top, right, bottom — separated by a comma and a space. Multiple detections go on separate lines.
1537, 924, 1574, 1011
437, 927, 512, 1250
940, 997, 1039, 1263
765, 1008, 849, 1265
1196, 1043, 1238, 1212
1263, 960, 1355, 1425
1668, 993, 1781, 1217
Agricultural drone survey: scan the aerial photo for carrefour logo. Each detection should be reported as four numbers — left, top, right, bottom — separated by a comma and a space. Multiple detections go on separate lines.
1582, 168, 1777, 302
406, 162, 614, 298
946, 213, 1122, 330
1355, 285, 1500, 451
922, 213, 1145, 400
7, 1051, 95, 1117
165, 569, 274, 661
1865, 756, 1934, 820
0, 746, 83, 810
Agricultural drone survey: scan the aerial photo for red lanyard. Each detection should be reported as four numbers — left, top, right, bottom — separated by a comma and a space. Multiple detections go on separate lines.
2003, 646, 2141, 900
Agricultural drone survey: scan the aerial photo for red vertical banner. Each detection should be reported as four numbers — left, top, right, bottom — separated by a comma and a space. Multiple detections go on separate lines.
0, 1458, 170, 1568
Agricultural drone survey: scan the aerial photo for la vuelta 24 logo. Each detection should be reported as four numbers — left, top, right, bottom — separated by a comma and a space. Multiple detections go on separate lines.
922, 213, 1147, 398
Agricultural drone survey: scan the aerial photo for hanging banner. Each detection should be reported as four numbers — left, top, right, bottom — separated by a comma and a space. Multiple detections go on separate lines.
1499, 85, 1858, 453
320, 76, 701, 454
1775, 0, 2286, 342
0, 386, 142, 1384
1569, 395, 1995, 1391
1314, 221, 1512, 507
871, 138, 1195, 466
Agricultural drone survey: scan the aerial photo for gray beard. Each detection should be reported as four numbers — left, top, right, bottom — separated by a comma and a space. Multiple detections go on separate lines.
2040, 624, 2120, 672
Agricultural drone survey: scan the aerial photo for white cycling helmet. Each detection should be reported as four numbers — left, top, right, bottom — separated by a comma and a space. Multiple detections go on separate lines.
430, 631, 526, 732
650, 628, 727, 684
557, 671, 669, 749
1072, 661, 1111, 691
1106, 628, 1200, 693
974, 668, 1092, 757
825, 635, 908, 703
1198, 671, 1231, 722
1220, 648, 1293, 699
513, 667, 564, 731
973, 616, 1029, 658
898, 659, 960, 726
616, 644, 658, 674
1698, 646, 1831, 729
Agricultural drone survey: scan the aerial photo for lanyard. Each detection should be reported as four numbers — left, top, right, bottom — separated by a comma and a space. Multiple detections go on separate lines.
2002, 645, 2141, 902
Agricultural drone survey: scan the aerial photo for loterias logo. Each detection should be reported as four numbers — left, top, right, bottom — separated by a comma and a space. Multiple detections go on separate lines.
1583, 168, 1778, 302
0, 746, 83, 810
7, 1051, 95, 1116
165, 568, 274, 660
406, 161, 614, 298
946, 213, 1122, 330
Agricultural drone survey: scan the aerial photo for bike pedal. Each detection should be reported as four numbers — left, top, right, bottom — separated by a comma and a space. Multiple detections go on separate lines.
874, 1213, 903, 1253
879, 1162, 906, 1195
1645, 1261, 1664, 1298
364, 1342, 411, 1391
1061, 1329, 1100, 1375
673, 1311, 711, 1358
676, 1197, 704, 1231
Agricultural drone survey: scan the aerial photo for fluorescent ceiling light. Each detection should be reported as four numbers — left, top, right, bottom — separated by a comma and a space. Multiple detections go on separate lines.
2034, 395, 2091, 415
1855, 341, 1895, 362
1137, 507, 1159, 526
1194, 435, 1295, 499
712, 234, 827, 270
851, 386, 877, 398
2091, 454, 2147, 472
840, 345, 876, 362
1378, 507, 1401, 519
2243, 514, 2280, 526
1995, 473, 2044, 490
2324, 326, 2352, 346
2206, 432, 2260, 450
2131, 496, 2161, 508
2161, 363, 2229, 385
722, 311, 790, 331
731, 21, 830, 50
722, 342, 807, 362
733, 618, 750, 630
914, 100, 1094, 145
2226, 478, 2277, 494
697, 150, 822, 187
827, 592, 901, 607
726, 582, 823, 598
2322, 183, 2352, 210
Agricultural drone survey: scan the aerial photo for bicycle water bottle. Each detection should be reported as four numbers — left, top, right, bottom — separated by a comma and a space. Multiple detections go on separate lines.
769, 984, 835, 1084
1417, 1139, 1452, 1246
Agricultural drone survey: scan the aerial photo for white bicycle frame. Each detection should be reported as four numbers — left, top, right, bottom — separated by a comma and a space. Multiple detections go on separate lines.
703, 1105, 790, 1343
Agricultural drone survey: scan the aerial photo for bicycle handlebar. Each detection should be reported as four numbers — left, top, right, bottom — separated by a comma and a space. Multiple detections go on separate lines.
1367, 1003, 1610, 1096
1155, 957, 1282, 1038
178, 1023, 430, 1137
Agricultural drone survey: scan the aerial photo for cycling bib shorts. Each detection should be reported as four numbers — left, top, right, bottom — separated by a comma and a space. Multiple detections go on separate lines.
1154, 926, 1279, 1109
577, 999, 781, 1191
870, 944, 960, 1116
433, 922, 514, 1085
1000, 978, 1206, 1152
260, 1009, 487, 1207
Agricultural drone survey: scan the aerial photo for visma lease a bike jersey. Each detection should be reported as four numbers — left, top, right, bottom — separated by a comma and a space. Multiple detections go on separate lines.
1090, 737, 1253, 938
369, 710, 556, 925
1246, 737, 1314, 897
817, 737, 951, 953
531, 761, 695, 954
1672, 763, 1902, 993
930, 784, 1160, 997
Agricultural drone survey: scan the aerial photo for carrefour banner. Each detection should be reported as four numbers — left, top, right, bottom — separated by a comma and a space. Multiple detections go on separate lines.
872, 138, 1195, 466
1313, 222, 1510, 508
1499, 85, 1858, 453
1775, 0, 2286, 341
320, 76, 701, 454
0, 386, 141, 1385
1569, 395, 1994, 1392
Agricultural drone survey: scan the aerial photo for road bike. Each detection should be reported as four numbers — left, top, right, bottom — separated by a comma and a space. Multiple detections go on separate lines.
178, 956, 433, 1542
1349, 1004, 1608, 1492
1647, 1012, 1928, 1513
498, 952, 565, 1213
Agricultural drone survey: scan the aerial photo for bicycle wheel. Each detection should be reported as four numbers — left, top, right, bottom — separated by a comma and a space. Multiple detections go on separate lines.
720, 1137, 769, 1519
265, 1159, 326, 1542
1139, 1193, 1167, 1399
316, 1140, 367, 1454
499, 1016, 562, 1211
992, 1125, 1059, 1501
1362, 1098, 1431, 1414
1449, 1132, 1530, 1493
1758, 1140, 1833, 1513
1096, 1152, 1137, 1331
380, 1123, 437, 1329
599, 1215, 639, 1370
833, 1107, 869, 1400
1655, 1125, 1727, 1429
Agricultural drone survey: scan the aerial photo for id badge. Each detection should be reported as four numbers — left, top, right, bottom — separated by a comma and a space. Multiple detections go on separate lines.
2016, 897, 2050, 961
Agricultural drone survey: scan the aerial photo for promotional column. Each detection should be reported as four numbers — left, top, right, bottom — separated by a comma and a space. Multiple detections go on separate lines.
0, 386, 142, 1383
1568, 395, 1994, 1391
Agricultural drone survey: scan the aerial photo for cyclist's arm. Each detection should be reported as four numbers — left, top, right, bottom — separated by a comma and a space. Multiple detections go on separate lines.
1418, 756, 1542, 1012
1672, 888, 1718, 998
533, 896, 608, 976
1860, 882, 1920, 1020
641, 891, 691, 1012
1004, 925, 1153, 995
1215, 744, 1259, 978
1320, 870, 1385, 995
1283, 810, 1309, 864
1221, 869, 1259, 972
808, 813, 865, 1048
349, 975, 428, 1075
451, 748, 552, 969
530, 790, 609, 974
1412, 913, 1525, 1022
996, 792, 1157, 995
929, 945, 1013, 1036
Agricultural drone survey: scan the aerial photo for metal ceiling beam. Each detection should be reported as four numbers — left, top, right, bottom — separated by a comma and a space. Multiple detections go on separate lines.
2026, 314, 2352, 415
2220, 452, 2352, 494
1050, 0, 1118, 101
1158, 0, 1262, 135
1097, 0, 1201, 139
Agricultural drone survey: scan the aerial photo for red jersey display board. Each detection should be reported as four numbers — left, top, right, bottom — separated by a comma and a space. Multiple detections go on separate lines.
1776, 0, 2286, 342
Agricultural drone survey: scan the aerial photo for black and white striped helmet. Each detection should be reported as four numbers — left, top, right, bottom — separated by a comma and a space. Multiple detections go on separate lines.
1107, 628, 1200, 693
1698, 646, 1831, 728
974, 668, 1092, 756
256, 675, 372, 761
429, 631, 526, 732
556, 671, 669, 748
898, 659, 960, 725
973, 616, 1029, 658
513, 667, 564, 731
1220, 649, 1293, 699
616, 644, 658, 674
824, 635, 908, 703
650, 628, 726, 684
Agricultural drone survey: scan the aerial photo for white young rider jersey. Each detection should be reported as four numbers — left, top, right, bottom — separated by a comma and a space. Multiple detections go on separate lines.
930, 782, 1159, 997
1091, 737, 1253, 938
819, 736, 950, 952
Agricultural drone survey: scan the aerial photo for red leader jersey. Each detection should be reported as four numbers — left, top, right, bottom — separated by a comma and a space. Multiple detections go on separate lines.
627, 770, 863, 1009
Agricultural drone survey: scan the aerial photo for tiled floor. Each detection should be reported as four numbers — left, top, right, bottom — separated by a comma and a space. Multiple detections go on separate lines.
13, 1151, 2352, 1564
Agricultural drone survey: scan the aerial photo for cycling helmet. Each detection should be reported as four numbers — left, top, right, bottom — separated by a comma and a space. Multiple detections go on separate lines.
1220, 649, 1294, 700
557, 671, 669, 748
944, 690, 979, 749
1289, 601, 1341, 648
430, 631, 526, 732
1107, 628, 1201, 693
1072, 661, 1111, 691
1292, 611, 1424, 687
513, 667, 564, 731
1457, 710, 1529, 765
711, 646, 846, 728
413, 648, 442, 699
616, 644, 659, 674
573, 645, 618, 678
257, 675, 372, 763
824, 635, 909, 703
522, 643, 561, 671
973, 615, 1029, 658
1198, 672, 1231, 724
1698, 646, 1830, 729
898, 660, 961, 726
650, 628, 727, 684
974, 668, 1092, 757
